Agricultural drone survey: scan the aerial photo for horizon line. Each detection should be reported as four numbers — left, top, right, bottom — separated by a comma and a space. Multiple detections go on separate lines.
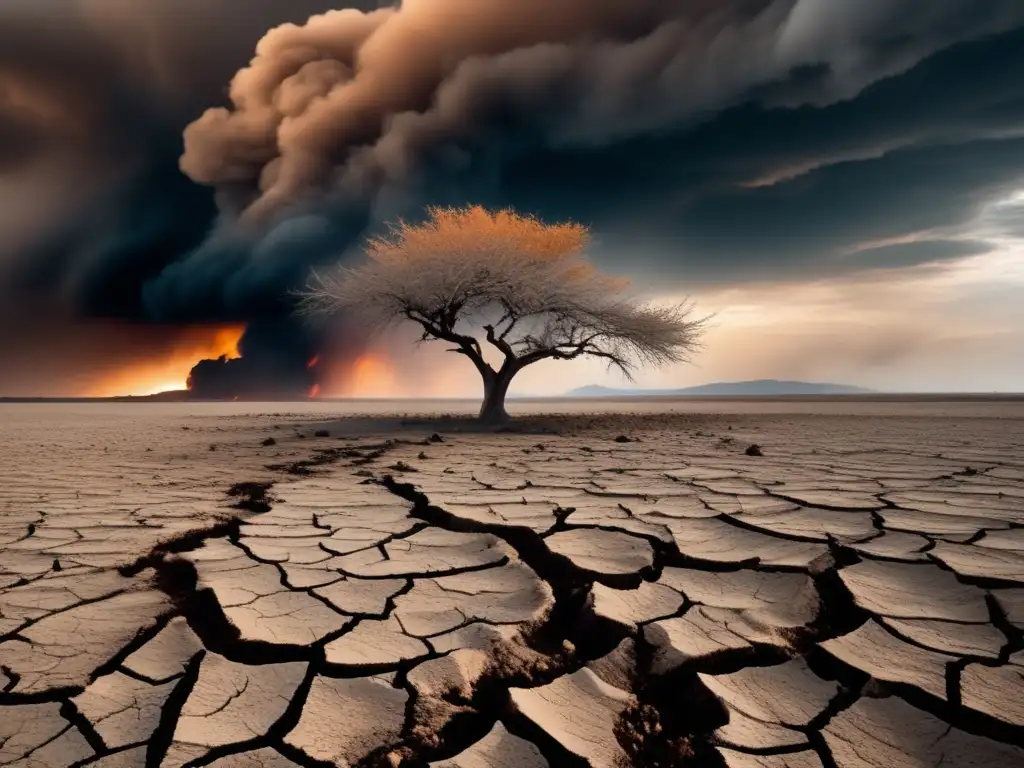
2, 392, 1024, 403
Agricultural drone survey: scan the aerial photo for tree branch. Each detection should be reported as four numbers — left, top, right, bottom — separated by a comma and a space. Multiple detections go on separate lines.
497, 311, 520, 342
515, 334, 630, 377
483, 324, 517, 360
405, 310, 494, 379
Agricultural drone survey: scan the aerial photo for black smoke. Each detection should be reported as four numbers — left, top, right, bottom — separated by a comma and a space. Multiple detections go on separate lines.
186, 318, 321, 399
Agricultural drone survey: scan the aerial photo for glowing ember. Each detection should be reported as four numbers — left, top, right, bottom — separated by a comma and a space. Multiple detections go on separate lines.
85, 325, 244, 397
308, 383, 321, 398
307, 355, 320, 369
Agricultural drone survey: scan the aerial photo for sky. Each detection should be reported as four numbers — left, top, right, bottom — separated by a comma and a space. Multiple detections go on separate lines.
1, 0, 1023, 397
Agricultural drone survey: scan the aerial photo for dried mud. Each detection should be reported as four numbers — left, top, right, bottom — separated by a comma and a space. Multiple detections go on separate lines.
2, 409, 1023, 767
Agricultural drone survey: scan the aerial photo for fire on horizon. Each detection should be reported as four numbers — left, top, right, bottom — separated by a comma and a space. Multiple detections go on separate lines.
87, 328, 401, 400
86, 326, 244, 398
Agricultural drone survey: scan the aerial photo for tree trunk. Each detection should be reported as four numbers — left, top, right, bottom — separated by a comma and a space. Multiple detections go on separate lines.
478, 369, 514, 424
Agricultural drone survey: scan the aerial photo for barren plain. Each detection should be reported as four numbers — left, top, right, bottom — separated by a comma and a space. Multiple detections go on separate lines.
1, 399, 1023, 767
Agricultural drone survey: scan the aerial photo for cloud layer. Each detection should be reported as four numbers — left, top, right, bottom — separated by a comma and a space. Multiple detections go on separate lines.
181, 0, 1024, 220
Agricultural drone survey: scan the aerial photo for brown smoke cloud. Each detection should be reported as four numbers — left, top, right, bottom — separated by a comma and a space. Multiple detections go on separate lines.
180, 0, 676, 216
181, 0, 1024, 224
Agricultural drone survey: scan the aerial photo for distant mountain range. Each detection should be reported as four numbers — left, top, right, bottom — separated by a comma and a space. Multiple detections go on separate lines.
565, 379, 876, 397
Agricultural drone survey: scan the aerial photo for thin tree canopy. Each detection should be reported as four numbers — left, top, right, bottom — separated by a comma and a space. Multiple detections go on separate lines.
300, 205, 708, 422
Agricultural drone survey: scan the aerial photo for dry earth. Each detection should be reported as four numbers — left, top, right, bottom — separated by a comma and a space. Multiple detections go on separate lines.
2, 410, 1023, 767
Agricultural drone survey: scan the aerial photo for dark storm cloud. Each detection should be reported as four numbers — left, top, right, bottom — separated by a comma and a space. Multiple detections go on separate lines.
488, 25, 1024, 282
0, 0, 374, 286
844, 240, 995, 272
155, 0, 1024, 310
638, 136, 1024, 277
9, 152, 217, 319
2, 1, 1024, 395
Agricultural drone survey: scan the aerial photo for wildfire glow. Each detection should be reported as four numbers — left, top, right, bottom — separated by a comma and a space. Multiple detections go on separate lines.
349, 353, 399, 397
85, 325, 244, 397
320, 351, 401, 398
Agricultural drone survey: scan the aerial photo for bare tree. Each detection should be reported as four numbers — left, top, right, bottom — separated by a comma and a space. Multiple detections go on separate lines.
300, 206, 708, 423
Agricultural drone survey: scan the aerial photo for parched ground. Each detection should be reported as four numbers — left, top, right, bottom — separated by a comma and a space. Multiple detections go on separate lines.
2, 411, 1023, 767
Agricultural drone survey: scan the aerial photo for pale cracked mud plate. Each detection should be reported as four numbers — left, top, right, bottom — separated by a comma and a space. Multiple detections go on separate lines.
2, 409, 1024, 767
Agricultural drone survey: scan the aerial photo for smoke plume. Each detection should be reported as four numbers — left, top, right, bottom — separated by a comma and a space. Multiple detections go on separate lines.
179, 0, 1023, 224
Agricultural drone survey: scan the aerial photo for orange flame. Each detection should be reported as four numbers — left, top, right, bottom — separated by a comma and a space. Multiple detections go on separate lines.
85, 325, 244, 397
308, 383, 321, 398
